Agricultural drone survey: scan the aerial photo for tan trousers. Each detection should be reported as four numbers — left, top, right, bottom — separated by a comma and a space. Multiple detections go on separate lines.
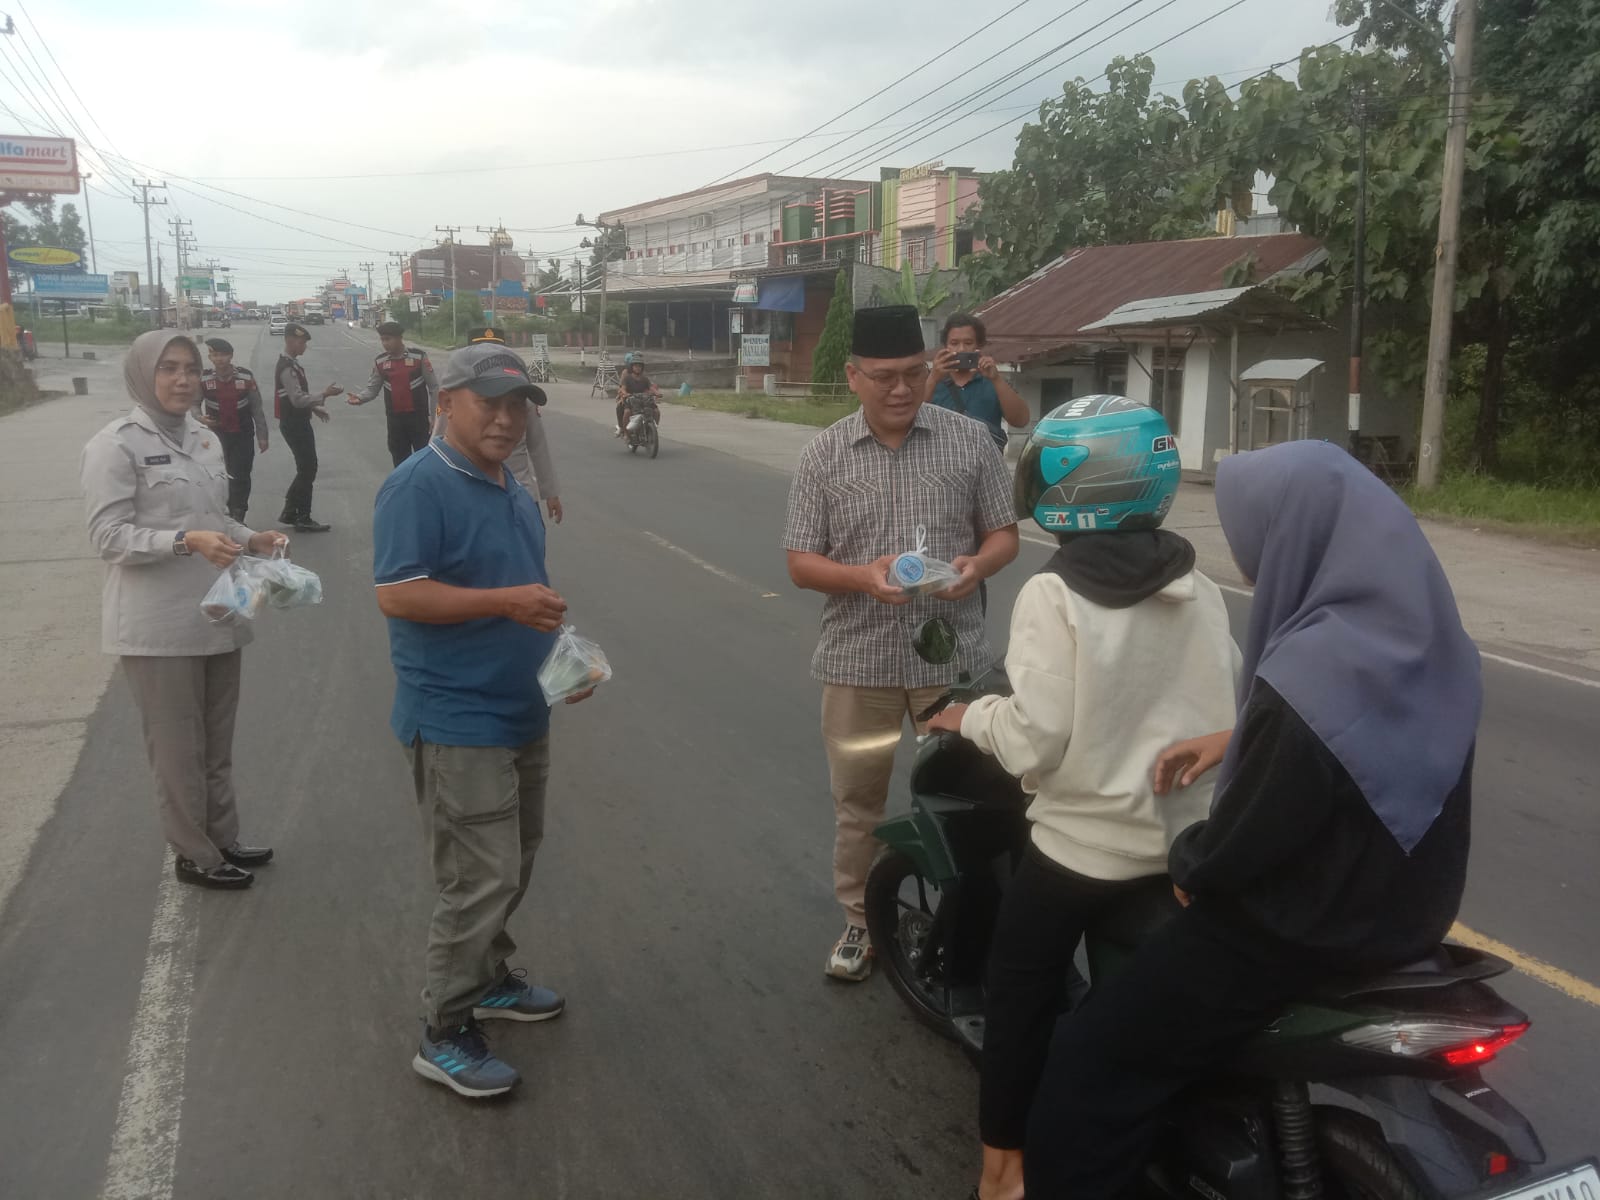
122, 651, 243, 870
821, 684, 945, 928
407, 737, 550, 1029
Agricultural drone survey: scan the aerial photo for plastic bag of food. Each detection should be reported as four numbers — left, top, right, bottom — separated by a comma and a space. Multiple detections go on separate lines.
537, 624, 612, 705
256, 548, 323, 609
890, 525, 964, 596
200, 559, 268, 624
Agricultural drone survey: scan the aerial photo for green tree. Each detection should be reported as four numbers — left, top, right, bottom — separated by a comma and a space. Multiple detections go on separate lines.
887, 262, 953, 314
961, 55, 1254, 300
810, 269, 853, 391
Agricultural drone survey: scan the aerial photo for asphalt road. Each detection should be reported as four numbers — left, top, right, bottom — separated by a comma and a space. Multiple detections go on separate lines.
0, 321, 1594, 1198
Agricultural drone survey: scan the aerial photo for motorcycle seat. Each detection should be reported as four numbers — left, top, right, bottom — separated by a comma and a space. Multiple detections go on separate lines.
1303, 943, 1510, 1003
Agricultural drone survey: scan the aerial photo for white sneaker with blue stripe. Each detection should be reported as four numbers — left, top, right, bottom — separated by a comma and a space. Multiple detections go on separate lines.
412, 1019, 520, 1098
473, 968, 566, 1022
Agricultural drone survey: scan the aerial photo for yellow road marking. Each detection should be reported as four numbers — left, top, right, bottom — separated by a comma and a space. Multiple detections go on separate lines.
1450, 922, 1600, 1009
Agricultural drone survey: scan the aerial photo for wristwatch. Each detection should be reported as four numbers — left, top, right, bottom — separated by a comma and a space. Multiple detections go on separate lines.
174, 530, 191, 557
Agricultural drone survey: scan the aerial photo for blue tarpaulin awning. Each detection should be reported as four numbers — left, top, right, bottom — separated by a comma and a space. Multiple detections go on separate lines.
755, 276, 805, 313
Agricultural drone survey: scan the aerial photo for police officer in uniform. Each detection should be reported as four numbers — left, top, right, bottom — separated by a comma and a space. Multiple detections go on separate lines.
196, 338, 268, 522
275, 321, 342, 532
349, 321, 439, 467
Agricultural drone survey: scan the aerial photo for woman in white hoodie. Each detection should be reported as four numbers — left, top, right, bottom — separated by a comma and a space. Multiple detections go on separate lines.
926, 396, 1239, 1200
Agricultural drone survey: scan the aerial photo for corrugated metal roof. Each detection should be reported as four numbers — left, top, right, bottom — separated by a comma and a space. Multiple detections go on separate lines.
1240, 358, 1325, 382
1081, 287, 1254, 329
977, 233, 1325, 364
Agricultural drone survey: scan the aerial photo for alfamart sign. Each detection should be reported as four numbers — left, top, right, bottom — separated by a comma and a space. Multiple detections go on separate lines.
0, 134, 79, 194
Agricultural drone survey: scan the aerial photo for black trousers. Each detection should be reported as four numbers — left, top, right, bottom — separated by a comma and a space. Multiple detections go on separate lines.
1023, 908, 1330, 1199
218, 429, 256, 521
980, 845, 1160, 1147
386, 409, 432, 468
278, 417, 317, 519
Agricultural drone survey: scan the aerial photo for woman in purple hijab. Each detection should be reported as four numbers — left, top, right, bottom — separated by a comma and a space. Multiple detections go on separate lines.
1021, 441, 1481, 1199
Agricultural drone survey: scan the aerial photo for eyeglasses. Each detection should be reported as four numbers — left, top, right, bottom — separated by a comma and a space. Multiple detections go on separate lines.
858, 366, 930, 391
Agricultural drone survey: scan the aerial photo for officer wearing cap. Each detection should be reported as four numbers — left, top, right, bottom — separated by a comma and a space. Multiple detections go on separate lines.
349, 321, 439, 467
197, 338, 269, 522
275, 322, 343, 533
373, 342, 591, 1100
434, 326, 565, 524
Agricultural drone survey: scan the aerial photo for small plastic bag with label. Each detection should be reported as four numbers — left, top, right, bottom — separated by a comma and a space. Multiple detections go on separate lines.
889, 525, 964, 596
200, 559, 268, 624
537, 624, 613, 706
256, 547, 323, 609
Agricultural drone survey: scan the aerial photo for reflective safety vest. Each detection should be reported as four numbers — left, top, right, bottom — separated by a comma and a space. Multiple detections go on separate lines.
274, 354, 309, 421
200, 367, 256, 434
375, 348, 431, 416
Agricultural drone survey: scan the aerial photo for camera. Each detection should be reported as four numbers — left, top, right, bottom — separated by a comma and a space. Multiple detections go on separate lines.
953, 351, 982, 371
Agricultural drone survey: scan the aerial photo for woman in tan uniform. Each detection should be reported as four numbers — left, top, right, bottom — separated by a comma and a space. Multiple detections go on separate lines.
80, 330, 289, 889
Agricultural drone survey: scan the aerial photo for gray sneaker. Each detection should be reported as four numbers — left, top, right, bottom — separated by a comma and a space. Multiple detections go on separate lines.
824, 924, 873, 982
473, 968, 565, 1022
412, 1019, 519, 1099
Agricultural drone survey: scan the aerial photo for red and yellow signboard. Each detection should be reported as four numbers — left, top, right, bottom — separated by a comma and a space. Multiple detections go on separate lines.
0, 134, 79, 194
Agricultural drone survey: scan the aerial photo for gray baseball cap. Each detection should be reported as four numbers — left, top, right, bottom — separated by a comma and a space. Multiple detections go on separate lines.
439, 343, 547, 403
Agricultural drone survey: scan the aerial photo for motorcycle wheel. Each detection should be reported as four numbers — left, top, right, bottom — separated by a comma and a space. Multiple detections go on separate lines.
646, 423, 659, 459
1316, 1111, 1424, 1200
864, 848, 966, 1046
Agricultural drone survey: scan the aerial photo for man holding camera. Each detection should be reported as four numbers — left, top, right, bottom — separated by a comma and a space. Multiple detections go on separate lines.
924, 312, 1030, 451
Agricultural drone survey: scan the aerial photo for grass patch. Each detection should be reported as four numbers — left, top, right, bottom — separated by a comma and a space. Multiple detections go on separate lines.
665, 389, 856, 429
1403, 474, 1600, 546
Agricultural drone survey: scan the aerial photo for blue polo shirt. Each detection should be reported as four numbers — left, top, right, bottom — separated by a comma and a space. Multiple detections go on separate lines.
929, 375, 1008, 449
374, 438, 555, 748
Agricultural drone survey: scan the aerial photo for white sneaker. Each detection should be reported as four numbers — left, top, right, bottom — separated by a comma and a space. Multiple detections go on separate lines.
824, 924, 873, 982
614, 428, 624, 438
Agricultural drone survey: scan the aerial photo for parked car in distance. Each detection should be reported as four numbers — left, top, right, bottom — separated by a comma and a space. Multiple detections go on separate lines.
269, 315, 288, 336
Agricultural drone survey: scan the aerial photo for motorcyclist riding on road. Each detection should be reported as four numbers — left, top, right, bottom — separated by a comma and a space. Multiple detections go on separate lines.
615, 360, 661, 438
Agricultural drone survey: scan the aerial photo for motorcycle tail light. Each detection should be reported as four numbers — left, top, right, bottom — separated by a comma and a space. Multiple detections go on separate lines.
1438, 1022, 1529, 1067
1339, 1019, 1505, 1059
1486, 1153, 1512, 1177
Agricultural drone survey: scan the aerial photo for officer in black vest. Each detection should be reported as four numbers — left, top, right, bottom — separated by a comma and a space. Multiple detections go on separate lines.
198, 337, 269, 522
275, 322, 343, 532
349, 321, 439, 467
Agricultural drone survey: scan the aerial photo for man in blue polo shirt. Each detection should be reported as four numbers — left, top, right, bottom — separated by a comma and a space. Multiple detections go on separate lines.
374, 342, 593, 1100
925, 311, 1031, 451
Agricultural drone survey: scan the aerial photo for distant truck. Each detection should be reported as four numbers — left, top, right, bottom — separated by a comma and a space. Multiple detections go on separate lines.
303, 302, 325, 325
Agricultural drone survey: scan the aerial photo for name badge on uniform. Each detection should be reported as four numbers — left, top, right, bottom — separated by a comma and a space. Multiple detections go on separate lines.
143, 454, 172, 465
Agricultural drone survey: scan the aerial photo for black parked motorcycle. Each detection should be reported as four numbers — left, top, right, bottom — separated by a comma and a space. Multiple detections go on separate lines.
865, 655, 1592, 1200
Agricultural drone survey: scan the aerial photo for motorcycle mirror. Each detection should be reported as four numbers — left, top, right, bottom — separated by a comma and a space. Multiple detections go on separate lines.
912, 617, 959, 665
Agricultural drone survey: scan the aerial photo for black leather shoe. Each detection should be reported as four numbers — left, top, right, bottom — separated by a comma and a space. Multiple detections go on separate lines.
221, 842, 274, 868
293, 517, 331, 533
279, 507, 298, 525
174, 857, 254, 890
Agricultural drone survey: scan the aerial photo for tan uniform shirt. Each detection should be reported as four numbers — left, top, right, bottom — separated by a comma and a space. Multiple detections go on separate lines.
80, 406, 258, 656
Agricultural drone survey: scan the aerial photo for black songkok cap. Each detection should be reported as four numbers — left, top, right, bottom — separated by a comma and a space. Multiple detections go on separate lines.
851, 304, 925, 359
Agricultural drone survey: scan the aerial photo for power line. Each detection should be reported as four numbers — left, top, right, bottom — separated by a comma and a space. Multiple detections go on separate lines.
703, 0, 1042, 188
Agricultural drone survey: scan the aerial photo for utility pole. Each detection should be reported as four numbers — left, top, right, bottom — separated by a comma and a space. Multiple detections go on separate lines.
131, 180, 167, 326
169, 217, 193, 327
435, 225, 461, 343
81, 171, 98, 274
388, 249, 409, 325
358, 261, 374, 320
476, 226, 501, 324
1416, 0, 1477, 489
1348, 88, 1368, 457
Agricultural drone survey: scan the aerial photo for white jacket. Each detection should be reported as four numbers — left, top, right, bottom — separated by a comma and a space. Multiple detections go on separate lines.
962, 569, 1240, 881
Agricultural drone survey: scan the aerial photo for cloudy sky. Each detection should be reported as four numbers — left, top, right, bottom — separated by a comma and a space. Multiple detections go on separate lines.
3, 0, 1345, 303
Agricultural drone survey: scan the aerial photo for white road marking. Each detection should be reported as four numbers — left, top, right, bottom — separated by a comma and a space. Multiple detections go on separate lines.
1021, 533, 1600, 689
101, 871, 198, 1200
642, 531, 776, 597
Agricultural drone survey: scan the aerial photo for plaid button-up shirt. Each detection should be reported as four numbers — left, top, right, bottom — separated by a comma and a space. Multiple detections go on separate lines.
783, 404, 1016, 688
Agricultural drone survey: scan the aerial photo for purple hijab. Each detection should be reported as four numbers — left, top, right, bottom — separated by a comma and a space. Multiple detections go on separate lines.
1215, 441, 1481, 852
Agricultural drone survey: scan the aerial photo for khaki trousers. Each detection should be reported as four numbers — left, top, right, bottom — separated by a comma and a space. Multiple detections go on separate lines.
122, 651, 243, 870
407, 737, 550, 1029
821, 684, 945, 927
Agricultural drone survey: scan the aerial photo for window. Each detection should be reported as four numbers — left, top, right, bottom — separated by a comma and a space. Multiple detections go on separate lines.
755, 232, 765, 243
1099, 351, 1129, 397
1149, 347, 1185, 435
690, 213, 712, 231
1039, 377, 1073, 421
906, 236, 927, 271
955, 231, 974, 262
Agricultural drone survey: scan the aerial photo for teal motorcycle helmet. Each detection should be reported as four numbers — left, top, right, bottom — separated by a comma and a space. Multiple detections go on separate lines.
1014, 395, 1181, 536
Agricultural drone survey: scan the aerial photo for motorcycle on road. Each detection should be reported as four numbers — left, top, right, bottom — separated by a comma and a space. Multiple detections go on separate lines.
622, 395, 661, 459
864, 642, 1590, 1200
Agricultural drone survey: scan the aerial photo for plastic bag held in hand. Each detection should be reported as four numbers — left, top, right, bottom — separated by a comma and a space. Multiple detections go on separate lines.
537, 625, 613, 706
890, 525, 964, 596
257, 546, 323, 609
200, 559, 268, 624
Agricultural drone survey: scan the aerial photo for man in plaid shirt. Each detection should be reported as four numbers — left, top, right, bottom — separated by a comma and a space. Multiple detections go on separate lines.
783, 305, 1019, 981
